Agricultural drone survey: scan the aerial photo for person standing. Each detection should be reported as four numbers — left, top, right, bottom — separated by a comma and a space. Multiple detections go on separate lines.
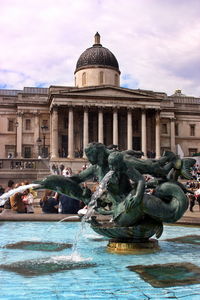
5, 180, 15, 193
189, 193, 196, 212
196, 193, 200, 211
40, 190, 58, 213
3, 180, 15, 209
58, 194, 80, 214
10, 183, 26, 213
22, 189, 34, 213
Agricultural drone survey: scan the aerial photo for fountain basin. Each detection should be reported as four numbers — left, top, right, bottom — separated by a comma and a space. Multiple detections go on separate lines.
0, 221, 200, 299
90, 219, 163, 241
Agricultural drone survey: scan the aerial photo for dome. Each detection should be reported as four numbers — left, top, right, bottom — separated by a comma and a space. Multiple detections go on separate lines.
75, 33, 120, 74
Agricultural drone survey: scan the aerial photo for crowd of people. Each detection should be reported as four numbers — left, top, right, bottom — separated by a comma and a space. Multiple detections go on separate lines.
50, 163, 91, 177
185, 180, 200, 190
185, 181, 200, 212
1, 160, 200, 215
39, 190, 83, 214
0, 180, 35, 213
184, 163, 200, 212
0, 177, 85, 215
190, 163, 200, 181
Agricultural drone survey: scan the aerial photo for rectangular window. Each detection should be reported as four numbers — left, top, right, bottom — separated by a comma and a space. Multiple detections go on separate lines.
63, 117, 68, 129
40, 147, 48, 158
190, 124, 195, 136
99, 71, 104, 84
42, 120, 48, 127
189, 148, 197, 156
115, 74, 118, 86
161, 123, 168, 134
8, 119, 14, 132
82, 72, 86, 86
133, 120, 139, 132
25, 119, 31, 130
175, 123, 179, 136
5, 145, 15, 158
24, 147, 31, 158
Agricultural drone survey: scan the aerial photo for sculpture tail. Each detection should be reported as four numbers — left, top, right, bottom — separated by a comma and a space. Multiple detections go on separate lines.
180, 158, 196, 180
143, 182, 189, 223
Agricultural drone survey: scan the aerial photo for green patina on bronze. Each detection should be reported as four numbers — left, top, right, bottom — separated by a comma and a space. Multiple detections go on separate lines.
5, 241, 72, 251
127, 263, 200, 287
0, 257, 96, 277
35, 142, 195, 241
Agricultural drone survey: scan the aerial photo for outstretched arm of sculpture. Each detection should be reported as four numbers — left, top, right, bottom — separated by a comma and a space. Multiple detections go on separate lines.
124, 166, 145, 211
34, 175, 92, 205
70, 165, 96, 184
123, 149, 144, 158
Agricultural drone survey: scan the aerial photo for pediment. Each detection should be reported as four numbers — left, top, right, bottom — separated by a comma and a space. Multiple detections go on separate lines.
61, 86, 158, 100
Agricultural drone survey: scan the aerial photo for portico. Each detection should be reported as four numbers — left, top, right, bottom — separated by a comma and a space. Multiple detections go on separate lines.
49, 87, 162, 159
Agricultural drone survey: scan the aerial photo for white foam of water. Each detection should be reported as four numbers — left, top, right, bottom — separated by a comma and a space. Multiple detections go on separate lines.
42, 216, 80, 240
46, 253, 92, 263
65, 172, 115, 259
82, 170, 114, 222
58, 216, 80, 223
30, 171, 113, 263
0, 183, 40, 205
83, 233, 102, 239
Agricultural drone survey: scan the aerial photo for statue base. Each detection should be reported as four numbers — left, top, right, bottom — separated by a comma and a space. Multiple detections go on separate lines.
107, 239, 159, 254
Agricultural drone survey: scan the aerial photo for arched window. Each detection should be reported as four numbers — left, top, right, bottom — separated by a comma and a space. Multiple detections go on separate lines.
82, 72, 86, 86
115, 74, 118, 86
99, 71, 104, 84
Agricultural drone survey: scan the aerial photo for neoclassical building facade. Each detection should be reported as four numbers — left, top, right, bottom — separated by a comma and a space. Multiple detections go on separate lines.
0, 33, 200, 174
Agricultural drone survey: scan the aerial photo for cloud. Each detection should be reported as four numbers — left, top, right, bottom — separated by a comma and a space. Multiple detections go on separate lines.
0, 0, 200, 96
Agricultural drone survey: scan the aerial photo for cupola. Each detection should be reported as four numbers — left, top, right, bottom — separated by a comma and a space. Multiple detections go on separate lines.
74, 33, 120, 88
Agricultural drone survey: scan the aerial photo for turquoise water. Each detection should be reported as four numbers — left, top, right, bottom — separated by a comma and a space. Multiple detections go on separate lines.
0, 222, 200, 299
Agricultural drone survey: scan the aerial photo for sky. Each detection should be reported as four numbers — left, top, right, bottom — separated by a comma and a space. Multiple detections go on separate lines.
0, 0, 200, 97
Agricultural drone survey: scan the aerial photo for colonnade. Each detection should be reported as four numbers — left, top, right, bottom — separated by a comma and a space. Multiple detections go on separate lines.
51, 106, 162, 159
12, 108, 176, 160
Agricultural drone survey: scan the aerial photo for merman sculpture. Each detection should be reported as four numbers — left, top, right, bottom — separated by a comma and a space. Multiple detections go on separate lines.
35, 143, 195, 246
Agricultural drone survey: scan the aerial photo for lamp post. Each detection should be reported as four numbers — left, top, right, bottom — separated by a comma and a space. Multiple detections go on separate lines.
41, 125, 48, 158
15, 121, 19, 158
36, 137, 42, 158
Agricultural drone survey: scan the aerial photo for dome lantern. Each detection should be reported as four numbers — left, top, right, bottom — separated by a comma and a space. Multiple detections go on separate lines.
93, 32, 101, 46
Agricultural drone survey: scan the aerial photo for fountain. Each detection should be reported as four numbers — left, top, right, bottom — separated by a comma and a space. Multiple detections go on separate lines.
32, 142, 196, 253
0, 143, 200, 298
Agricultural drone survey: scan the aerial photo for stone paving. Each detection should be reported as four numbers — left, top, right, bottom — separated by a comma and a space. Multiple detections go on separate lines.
177, 204, 200, 226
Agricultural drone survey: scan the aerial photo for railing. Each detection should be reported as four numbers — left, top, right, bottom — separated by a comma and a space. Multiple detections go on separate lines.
0, 159, 50, 170
169, 97, 200, 104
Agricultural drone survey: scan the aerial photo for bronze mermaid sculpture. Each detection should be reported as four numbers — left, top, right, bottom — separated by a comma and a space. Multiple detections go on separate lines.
35, 142, 195, 240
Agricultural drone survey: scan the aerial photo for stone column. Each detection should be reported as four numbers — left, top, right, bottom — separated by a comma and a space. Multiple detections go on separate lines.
98, 108, 104, 143
155, 110, 161, 158
34, 113, 40, 158
141, 109, 147, 157
83, 107, 89, 158
49, 111, 52, 157
51, 107, 59, 159
127, 109, 133, 149
170, 118, 176, 153
113, 108, 118, 145
68, 107, 74, 158
16, 113, 23, 158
